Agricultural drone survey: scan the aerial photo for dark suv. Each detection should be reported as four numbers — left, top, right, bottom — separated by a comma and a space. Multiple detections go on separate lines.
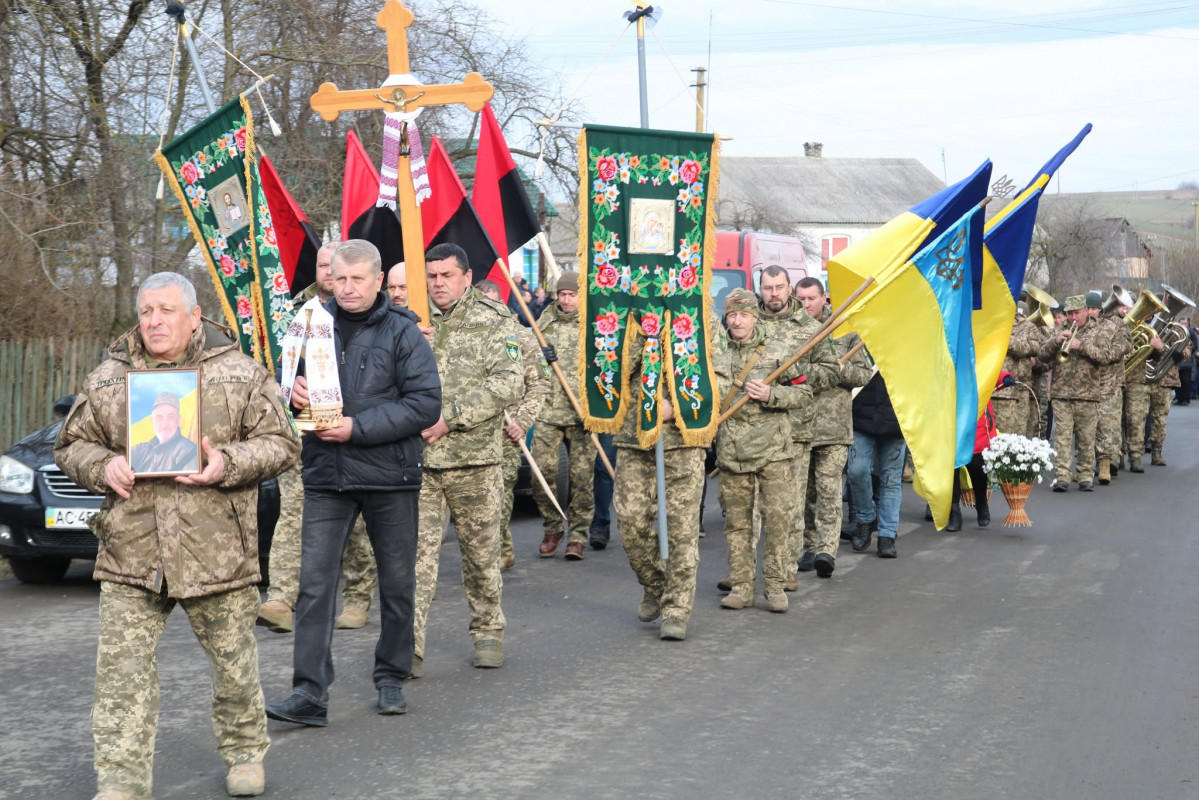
0, 396, 280, 584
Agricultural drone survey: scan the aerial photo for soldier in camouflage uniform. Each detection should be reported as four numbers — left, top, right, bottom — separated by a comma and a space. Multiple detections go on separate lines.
615, 310, 728, 641
55, 272, 301, 800
793, 277, 871, 578
716, 289, 812, 612
475, 280, 550, 570
259, 242, 376, 634
992, 309, 1045, 438
1039, 295, 1121, 491
529, 272, 596, 560
1089, 292, 1132, 483
413, 244, 524, 672
754, 270, 837, 587
1126, 325, 1190, 468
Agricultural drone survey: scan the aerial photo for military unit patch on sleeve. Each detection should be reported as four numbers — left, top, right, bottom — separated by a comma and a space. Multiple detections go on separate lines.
505, 336, 521, 363
539, 357, 551, 378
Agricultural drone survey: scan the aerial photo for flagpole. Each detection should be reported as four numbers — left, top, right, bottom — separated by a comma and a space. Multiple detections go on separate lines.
165, 2, 217, 114
718, 276, 876, 425
628, 1, 668, 561
495, 258, 615, 480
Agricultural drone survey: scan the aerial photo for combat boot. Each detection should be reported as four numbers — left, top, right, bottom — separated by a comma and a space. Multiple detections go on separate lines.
1097, 457, 1111, 485
473, 639, 503, 669
1130, 454, 1145, 473
851, 523, 872, 552
638, 591, 661, 622
659, 619, 687, 640
720, 583, 755, 609
256, 600, 293, 633
226, 762, 265, 797
1151, 444, 1167, 466
335, 603, 368, 630
764, 587, 789, 613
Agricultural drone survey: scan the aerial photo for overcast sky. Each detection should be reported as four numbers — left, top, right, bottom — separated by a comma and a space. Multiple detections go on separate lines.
464, 0, 1199, 194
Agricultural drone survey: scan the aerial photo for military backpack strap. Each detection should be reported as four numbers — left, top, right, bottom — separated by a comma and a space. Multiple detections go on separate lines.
720, 342, 767, 415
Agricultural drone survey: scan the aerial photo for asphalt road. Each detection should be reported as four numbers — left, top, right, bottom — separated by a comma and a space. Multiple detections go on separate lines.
3, 409, 1198, 799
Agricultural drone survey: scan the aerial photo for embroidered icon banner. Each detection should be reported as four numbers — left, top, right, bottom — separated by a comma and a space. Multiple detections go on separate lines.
156, 95, 291, 367
577, 125, 720, 447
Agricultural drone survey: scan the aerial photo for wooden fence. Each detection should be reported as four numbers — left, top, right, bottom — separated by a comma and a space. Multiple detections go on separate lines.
0, 338, 108, 453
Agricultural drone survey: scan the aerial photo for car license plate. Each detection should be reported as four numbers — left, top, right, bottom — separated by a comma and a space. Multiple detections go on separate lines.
45, 507, 98, 530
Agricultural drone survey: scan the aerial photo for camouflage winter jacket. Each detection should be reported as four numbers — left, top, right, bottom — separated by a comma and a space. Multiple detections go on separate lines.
993, 315, 1044, 399
808, 331, 873, 447
426, 287, 525, 468
1093, 311, 1133, 393
615, 312, 729, 451
716, 323, 810, 473
505, 326, 551, 442
54, 319, 301, 598
1038, 317, 1117, 401
757, 298, 839, 443
536, 303, 584, 427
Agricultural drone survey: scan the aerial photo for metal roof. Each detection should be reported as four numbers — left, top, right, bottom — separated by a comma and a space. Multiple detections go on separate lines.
717, 156, 946, 226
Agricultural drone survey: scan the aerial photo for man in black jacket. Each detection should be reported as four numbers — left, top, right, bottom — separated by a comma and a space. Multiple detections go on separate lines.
267, 240, 441, 725
847, 371, 906, 558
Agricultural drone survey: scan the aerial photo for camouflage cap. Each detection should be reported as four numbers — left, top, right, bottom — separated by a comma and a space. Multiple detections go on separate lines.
723, 288, 760, 318
153, 391, 180, 410
1085, 290, 1103, 309
1063, 294, 1087, 312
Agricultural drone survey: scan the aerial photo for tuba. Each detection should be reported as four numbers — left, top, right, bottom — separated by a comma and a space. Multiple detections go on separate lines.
1100, 283, 1134, 316
1022, 284, 1056, 330
1123, 288, 1169, 379
1144, 284, 1196, 381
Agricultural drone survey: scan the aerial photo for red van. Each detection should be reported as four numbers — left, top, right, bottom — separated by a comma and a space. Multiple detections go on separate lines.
711, 230, 811, 313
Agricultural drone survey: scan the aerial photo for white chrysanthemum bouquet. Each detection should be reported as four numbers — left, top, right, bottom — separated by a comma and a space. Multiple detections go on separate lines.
982, 433, 1055, 486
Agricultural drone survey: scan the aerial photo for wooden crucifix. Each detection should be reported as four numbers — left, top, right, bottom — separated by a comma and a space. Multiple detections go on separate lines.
310, 0, 494, 322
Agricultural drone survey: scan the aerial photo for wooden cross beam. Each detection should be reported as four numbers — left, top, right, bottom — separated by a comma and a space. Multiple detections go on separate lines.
310, 0, 494, 322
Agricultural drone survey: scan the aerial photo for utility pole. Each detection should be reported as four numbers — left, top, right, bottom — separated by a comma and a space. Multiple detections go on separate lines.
692, 66, 707, 133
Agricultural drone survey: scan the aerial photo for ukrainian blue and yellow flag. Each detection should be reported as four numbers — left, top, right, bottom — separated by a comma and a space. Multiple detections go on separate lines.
973, 124, 1093, 414
828, 164, 990, 530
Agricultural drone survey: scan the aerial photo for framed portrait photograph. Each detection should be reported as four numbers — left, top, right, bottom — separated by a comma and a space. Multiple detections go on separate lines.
126, 368, 203, 477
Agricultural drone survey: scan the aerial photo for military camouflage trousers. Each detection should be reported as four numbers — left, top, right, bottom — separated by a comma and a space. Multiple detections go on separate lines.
94, 581, 267, 798
786, 442, 812, 564
993, 395, 1030, 439
1123, 383, 1152, 454
413, 464, 506, 660
272, 463, 376, 609
614, 446, 704, 626
1149, 385, 1172, 446
531, 421, 596, 544
500, 444, 521, 559
720, 458, 795, 591
804, 444, 848, 558
1051, 398, 1098, 483
1096, 385, 1124, 461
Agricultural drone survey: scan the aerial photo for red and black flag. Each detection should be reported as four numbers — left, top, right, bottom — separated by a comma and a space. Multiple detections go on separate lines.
342, 130, 407, 273
258, 153, 320, 296
422, 137, 503, 288
471, 103, 542, 300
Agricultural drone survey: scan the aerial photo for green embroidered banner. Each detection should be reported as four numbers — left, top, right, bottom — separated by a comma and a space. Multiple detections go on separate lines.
155, 95, 292, 368
577, 125, 720, 447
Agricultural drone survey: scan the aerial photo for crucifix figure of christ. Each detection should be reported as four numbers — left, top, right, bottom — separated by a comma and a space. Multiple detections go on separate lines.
310, 0, 494, 323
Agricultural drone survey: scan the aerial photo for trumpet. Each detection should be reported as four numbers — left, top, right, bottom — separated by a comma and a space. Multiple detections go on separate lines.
1056, 320, 1078, 362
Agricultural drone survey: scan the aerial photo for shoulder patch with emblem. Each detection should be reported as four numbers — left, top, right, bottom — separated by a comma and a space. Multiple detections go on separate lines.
539, 357, 551, 378
505, 336, 521, 362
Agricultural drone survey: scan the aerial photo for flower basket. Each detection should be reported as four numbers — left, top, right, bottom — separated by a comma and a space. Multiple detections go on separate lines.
982, 434, 1055, 528
999, 481, 1034, 527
